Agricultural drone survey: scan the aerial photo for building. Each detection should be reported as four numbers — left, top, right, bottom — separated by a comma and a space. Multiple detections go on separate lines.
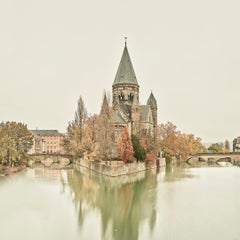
29, 130, 64, 154
111, 41, 158, 140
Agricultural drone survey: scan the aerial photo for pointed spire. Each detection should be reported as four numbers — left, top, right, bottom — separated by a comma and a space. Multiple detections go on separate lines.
113, 40, 139, 86
100, 92, 110, 115
147, 92, 157, 108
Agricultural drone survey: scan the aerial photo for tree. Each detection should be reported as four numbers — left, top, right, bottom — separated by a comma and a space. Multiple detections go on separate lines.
63, 96, 88, 157
118, 127, 133, 163
175, 133, 206, 160
0, 122, 33, 166
96, 92, 115, 161
74, 96, 87, 142
208, 143, 225, 153
158, 122, 206, 161
131, 134, 146, 161
158, 122, 180, 157
224, 140, 230, 152
83, 114, 98, 153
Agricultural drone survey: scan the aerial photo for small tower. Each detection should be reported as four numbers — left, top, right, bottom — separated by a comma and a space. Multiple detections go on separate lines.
147, 92, 158, 126
112, 40, 139, 107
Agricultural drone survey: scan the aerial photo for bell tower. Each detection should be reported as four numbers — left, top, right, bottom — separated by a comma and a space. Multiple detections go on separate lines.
112, 39, 139, 107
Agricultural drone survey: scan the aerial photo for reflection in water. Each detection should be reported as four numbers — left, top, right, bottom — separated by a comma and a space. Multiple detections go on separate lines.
67, 166, 159, 240
163, 164, 198, 182
1, 164, 240, 240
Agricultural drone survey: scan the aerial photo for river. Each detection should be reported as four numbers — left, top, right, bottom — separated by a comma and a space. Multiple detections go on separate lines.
0, 164, 240, 240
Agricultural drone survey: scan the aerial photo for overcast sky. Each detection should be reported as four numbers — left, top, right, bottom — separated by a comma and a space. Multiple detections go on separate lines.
0, 0, 239, 143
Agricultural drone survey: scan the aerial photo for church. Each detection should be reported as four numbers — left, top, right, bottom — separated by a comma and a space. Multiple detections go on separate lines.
111, 41, 158, 140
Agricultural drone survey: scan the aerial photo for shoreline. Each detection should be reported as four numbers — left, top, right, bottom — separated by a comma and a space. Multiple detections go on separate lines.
0, 165, 27, 176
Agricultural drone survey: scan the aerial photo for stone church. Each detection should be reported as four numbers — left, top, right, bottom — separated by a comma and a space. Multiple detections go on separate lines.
112, 41, 158, 139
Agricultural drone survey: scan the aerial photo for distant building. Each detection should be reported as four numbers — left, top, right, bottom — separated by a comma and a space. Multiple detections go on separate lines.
29, 130, 64, 154
233, 137, 240, 152
111, 41, 158, 140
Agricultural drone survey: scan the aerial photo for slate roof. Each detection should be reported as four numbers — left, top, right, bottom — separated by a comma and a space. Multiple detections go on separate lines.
30, 130, 60, 136
147, 92, 157, 108
114, 112, 127, 125
139, 105, 152, 122
113, 45, 139, 86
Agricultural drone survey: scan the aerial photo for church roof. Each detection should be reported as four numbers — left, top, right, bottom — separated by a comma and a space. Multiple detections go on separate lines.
114, 112, 127, 125
147, 92, 157, 108
113, 44, 139, 86
139, 105, 152, 122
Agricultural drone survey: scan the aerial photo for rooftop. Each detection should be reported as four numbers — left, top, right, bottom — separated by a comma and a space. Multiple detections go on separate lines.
30, 130, 61, 136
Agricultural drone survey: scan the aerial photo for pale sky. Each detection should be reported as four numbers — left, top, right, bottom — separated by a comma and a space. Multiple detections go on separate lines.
0, 0, 239, 143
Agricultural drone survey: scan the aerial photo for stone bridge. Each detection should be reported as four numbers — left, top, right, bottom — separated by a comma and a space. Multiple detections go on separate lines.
187, 152, 240, 165
28, 154, 73, 167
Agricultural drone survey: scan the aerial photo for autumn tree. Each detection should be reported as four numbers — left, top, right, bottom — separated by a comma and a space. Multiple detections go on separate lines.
83, 114, 98, 153
96, 92, 115, 161
63, 96, 88, 157
0, 122, 33, 166
158, 122, 206, 162
158, 122, 181, 157
118, 127, 133, 163
175, 133, 206, 160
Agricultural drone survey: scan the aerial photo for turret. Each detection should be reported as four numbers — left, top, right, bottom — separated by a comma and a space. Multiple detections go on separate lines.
147, 92, 158, 126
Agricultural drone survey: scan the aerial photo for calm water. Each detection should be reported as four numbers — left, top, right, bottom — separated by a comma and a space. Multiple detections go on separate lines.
0, 164, 240, 240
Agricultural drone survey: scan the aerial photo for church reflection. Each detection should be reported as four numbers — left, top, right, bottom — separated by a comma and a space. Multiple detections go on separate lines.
66, 166, 159, 240
26, 162, 200, 240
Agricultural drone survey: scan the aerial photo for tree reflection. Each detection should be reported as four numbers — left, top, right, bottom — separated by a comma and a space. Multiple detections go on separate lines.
66, 167, 158, 240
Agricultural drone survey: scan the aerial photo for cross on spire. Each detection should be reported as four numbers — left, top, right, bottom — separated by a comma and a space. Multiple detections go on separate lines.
125, 37, 127, 47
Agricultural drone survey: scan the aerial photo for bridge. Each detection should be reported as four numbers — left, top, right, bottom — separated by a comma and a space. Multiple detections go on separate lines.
187, 152, 240, 165
28, 154, 73, 167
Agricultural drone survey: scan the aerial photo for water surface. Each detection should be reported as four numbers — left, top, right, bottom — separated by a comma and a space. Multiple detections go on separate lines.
0, 165, 239, 240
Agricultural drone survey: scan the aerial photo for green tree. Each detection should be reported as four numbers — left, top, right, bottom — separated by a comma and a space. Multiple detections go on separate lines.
208, 143, 225, 153
131, 134, 146, 161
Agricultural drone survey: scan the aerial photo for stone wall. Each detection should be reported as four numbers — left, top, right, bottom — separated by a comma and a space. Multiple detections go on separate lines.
75, 158, 166, 177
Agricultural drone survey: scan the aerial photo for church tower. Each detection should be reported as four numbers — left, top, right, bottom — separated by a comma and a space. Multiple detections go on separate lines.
112, 40, 139, 107
112, 39, 158, 138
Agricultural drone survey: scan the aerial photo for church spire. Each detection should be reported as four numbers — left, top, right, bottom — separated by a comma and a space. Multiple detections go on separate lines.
112, 40, 139, 86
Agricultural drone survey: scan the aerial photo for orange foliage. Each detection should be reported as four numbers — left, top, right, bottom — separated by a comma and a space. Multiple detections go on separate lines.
118, 127, 133, 163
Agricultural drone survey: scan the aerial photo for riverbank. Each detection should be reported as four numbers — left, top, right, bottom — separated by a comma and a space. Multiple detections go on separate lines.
0, 165, 27, 176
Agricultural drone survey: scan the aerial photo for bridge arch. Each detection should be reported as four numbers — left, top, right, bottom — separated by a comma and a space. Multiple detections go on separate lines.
28, 154, 73, 167
187, 152, 240, 165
